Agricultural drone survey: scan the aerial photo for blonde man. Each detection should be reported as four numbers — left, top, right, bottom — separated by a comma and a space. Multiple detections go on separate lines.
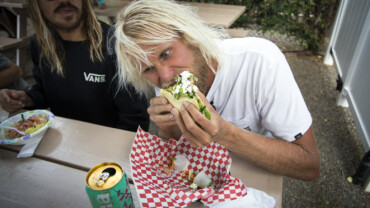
0, 0, 149, 132
114, 0, 319, 180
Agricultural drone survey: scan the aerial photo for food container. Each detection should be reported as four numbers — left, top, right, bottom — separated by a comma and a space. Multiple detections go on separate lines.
130, 127, 248, 207
85, 162, 134, 208
0, 110, 54, 145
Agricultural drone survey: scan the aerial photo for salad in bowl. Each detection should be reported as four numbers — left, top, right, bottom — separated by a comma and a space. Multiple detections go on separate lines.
0, 110, 55, 145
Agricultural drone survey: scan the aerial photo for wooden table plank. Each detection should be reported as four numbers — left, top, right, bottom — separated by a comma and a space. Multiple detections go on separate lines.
0, 36, 28, 50
229, 152, 282, 208
0, 0, 27, 9
0, 149, 141, 208
186, 2, 245, 27
94, 0, 245, 28
0, 150, 90, 207
0, 115, 135, 172
183, 1, 246, 17
6, 116, 136, 173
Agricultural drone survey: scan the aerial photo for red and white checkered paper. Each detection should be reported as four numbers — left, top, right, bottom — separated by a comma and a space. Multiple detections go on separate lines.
130, 127, 247, 208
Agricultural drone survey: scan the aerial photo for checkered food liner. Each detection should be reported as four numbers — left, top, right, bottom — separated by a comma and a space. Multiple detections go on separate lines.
130, 127, 247, 207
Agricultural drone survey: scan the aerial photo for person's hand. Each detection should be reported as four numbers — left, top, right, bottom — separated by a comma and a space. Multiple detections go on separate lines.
148, 96, 176, 128
171, 91, 229, 147
0, 89, 28, 113
147, 96, 181, 139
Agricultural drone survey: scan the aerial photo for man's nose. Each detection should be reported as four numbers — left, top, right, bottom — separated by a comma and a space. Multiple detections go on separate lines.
157, 66, 175, 84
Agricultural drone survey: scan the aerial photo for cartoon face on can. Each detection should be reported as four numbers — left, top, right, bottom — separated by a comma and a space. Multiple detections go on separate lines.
85, 162, 134, 208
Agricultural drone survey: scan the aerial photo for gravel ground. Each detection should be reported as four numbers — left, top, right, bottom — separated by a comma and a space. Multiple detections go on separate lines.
283, 53, 369, 208
2, 25, 370, 207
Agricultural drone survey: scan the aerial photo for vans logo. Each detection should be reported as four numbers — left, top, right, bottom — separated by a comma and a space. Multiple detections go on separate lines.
294, 133, 303, 140
84, 72, 105, 83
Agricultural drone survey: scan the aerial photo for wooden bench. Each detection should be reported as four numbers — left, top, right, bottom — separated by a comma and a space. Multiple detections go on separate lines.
94, 0, 246, 28
0, 0, 27, 9
227, 28, 249, 38
0, 36, 29, 50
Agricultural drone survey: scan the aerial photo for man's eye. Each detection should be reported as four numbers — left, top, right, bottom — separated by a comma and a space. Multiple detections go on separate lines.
143, 66, 154, 73
160, 50, 170, 59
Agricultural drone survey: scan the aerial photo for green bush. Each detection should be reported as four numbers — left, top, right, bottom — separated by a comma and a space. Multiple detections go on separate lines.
184, 0, 340, 51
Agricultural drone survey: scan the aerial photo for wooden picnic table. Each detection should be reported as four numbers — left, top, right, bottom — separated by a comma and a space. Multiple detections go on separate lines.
0, 115, 282, 207
0, 0, 26, 8
94, 0, 246, 28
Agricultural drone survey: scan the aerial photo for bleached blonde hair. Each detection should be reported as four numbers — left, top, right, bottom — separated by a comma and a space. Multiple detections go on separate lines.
28, 0, 103, 76
114, 0, 229, 97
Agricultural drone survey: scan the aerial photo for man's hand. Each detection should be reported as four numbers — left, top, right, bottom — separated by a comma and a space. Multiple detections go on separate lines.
147, 96, 181, 139
0, 89, 31, 113
171, 91, 228, 147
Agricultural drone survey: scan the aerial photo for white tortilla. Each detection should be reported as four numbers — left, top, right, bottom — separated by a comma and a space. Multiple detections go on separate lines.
160, 89, 200, 111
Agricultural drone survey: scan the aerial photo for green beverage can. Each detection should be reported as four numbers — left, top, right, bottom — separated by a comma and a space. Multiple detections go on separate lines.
85, 162, 134, 208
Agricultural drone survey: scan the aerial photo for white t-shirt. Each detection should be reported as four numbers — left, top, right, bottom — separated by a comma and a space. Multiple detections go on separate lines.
206, 37, 312, 142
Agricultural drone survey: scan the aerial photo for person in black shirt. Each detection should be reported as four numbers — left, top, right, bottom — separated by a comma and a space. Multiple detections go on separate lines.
0, 0, 149, 132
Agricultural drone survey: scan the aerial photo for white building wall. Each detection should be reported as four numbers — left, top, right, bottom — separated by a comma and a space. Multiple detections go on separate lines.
325, 0, 370, 152
331, 0, 369, 78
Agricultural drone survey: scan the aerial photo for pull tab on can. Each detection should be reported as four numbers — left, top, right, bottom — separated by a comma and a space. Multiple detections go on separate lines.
94, 172, 109, 187
94, 167, 117, 187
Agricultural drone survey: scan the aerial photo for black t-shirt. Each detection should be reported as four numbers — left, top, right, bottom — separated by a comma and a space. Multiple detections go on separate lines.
26, 22, 149, 132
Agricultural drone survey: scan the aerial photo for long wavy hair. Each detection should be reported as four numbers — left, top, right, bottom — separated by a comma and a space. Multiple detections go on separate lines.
27, 0, 103, 76
114, 0, 229, 97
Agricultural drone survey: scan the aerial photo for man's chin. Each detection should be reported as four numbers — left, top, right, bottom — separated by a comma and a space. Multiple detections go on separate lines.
54, 20, 81, 32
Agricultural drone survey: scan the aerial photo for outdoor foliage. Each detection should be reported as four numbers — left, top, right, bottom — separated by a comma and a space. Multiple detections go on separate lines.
184, 0, 340, 51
